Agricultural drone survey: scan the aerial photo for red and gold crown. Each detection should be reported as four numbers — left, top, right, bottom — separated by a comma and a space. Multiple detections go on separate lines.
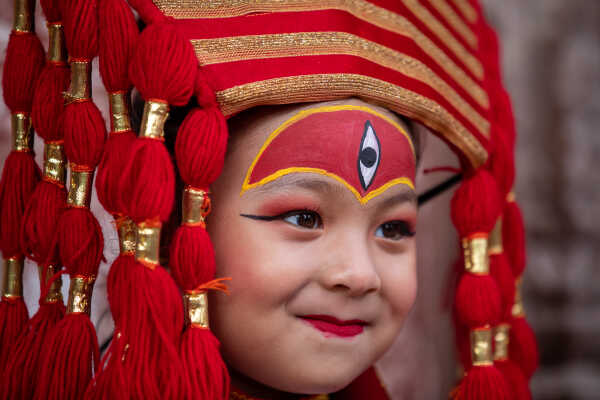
0, 0, 537, 399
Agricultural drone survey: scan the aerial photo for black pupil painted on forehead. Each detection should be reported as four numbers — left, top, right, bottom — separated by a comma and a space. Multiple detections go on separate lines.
360, 147, 377, 167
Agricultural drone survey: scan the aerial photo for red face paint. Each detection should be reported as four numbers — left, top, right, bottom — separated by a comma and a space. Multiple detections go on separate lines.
242, 105, 415, 203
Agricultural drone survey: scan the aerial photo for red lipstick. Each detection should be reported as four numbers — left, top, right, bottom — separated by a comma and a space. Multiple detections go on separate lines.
299, 315, 366, 338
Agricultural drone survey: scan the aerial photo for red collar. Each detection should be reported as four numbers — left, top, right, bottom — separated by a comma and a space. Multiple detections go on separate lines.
230, 388, 328, 400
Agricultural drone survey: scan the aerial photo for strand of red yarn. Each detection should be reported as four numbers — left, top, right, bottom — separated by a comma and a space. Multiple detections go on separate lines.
0, 0, 45, 372
170, 72, 230, 399
1, 0, 69, 397
450, 169, 510, 400
487, 135, 532, 400
84, 0, 141, 397
112, 20, 198, 398
33, 0, 106, 398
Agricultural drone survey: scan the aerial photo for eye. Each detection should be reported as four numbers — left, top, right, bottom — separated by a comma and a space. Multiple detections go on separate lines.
375, 221, 415, 241
282, 211, 322, 229
358, 120, 380, 191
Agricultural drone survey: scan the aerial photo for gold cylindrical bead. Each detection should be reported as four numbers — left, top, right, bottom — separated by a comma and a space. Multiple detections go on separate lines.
488, 218, 503, 255
493, 323, 510, 361
66, 60, 91, 103
43, 142, 67, 185
67, 275, 95, 315
182, 187, 210, 226
512, 277, 525, 318
462, 235, 489, 275
14, 0, 34, 32
183, 292, 209, 328
506, 191, 516, 203
47, 23, 66, 63
3, 257, 24, 299
11, 113, 33, 152
37, 264, 63, 304
135, 223, 161, 269
117, 217, 136, 255
139, 100, 169, 140
109, 92, 132, 133
67, 169, 94, 208
470, 327, 493, 366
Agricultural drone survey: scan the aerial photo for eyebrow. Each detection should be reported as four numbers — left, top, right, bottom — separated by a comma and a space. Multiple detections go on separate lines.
247, 173, 416, 207
249, 174, 345, 196
375, 189, 417, 210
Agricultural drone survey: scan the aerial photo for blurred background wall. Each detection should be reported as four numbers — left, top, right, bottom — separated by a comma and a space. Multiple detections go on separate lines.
481, 1, 600, 399
1, 1, 599, 399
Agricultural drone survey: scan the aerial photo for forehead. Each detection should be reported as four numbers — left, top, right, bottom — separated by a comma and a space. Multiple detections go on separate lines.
235, 101, 415, 204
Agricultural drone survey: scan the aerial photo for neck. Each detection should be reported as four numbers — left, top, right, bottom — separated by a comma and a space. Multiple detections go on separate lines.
229, 367, 328, 400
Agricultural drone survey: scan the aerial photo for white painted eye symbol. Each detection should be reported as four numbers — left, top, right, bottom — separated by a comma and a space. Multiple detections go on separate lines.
358, 120, 380, 191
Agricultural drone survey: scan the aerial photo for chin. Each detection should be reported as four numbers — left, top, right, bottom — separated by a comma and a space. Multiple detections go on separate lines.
265, 363, 367, 395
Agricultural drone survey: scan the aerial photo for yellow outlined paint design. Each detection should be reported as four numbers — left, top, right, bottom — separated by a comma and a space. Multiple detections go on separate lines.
240, 104, 415, 205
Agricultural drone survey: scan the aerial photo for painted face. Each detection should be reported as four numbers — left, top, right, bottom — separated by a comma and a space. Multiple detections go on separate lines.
208, 99, 418, 396
242, 104, 416, 204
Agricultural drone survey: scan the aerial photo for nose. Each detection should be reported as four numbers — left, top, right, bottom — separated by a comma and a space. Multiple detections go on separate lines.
318, 235, 382, 297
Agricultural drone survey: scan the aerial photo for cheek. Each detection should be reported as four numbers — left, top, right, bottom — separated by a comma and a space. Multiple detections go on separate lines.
377, 241, 418, 326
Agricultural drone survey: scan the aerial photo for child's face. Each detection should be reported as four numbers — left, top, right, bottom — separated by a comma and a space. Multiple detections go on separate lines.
207, 99, 418, 395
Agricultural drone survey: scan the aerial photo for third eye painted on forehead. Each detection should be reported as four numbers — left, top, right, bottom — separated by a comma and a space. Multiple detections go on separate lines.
241, 105, 416, 205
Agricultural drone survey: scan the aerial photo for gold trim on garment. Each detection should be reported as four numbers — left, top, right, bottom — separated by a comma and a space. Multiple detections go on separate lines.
156, 0, 488, 102
192, 32, 489, 136
451, 0, 478, 23
216, 73, 488, 168
428, 0, 477, 48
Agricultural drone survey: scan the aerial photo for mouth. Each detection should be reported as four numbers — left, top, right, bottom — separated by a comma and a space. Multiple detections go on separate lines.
298, 314, 367, 338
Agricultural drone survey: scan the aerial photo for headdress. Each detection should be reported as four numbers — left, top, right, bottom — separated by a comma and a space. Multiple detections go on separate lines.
0, 0, 538, 399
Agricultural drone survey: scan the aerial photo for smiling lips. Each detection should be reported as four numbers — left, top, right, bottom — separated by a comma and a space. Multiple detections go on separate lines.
299, 314, 367, 338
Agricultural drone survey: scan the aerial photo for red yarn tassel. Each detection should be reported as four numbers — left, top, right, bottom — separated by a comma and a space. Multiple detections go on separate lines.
1, 292, 66, 400
2, 33, 45, 112
0, 294, 29, 368
170, 227, 230, 400
35, 207, 103, 400
0, 152, 41, 259
36, 313, 100, 400
451, 170, 510, 400
489, 252, 515, 320
509, 316, 539, 379
0, 152, 39, 366
453, 366, 510, 400
169, 99, 229, 399
95, 0, 138, 214
495, 359, 531, 400
0, 26, 44, 368
502, 200, 526, 277
100, 19, 199, 399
